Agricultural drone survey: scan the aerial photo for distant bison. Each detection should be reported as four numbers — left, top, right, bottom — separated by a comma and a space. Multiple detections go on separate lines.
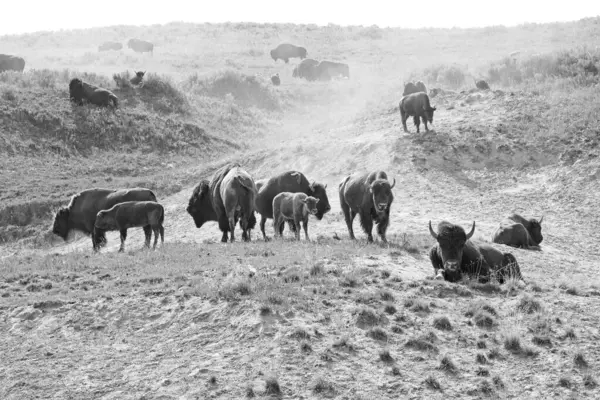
429, 220, 524, 283
475, 79, 490, 90
399, 92, 437, 133
130, 70, 145, 85
402, 82, 419, 96
339, 171, 395, 243
270, 43, 307, 63
314, 61, 350, 81
272, 192, 320, 240
52, 188, 157, 250
127, 38, 154, 55
0, 54, 25, 73
292, 58, 320, 81
98, 41, 123, 52
69, 78, 118, 108
491, 214, 543, 250
271, 73, 281, 86
187, 163, 257, 242
93, 201, 164, 252
254, 171, 331, 241
415, 81, 427, 93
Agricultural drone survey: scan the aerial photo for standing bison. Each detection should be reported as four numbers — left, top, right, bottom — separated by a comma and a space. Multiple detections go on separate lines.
69, 78, 118, 108
491, 214, 543, 250
399, 92, 436, 133
402, 82, 419, 96
272, 192, 320, 241
130, 71, 146, 86
270, 43, 307, 63
338, 171, 395, 243
127, 38, 154, 55
98, 41, 123, 52
0, 54, 25, 73
293, 58, 320, 81
271, 73, 281, 86
254, 171, 331, 241
187, 163, 257, 242
429, 220, 524, 283
314, 61, 350, 81
52, 188, 158, 250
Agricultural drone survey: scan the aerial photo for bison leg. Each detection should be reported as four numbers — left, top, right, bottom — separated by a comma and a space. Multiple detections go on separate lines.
376, 214, 389, 243
119, 229, 127, 253
293, 217, 302, 240
340, 200, 356, 240
260, 215, 271, 241
302, 217, 310, 241
152, 226, 160, 249
400, 108, 409, 133
143, 225, 152, 248
286, 220, 297, 234
413, 116, 420, 133
228, 216, 236, 242
421, 116, 429, 132
428, 246, 446, 280
358, 210, 374, 242
159, 225, 165, 245
272, 216, 282, 239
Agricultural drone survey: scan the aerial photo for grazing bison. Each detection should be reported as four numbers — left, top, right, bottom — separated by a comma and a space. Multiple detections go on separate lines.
93, 201, 164, 252
339, 171, 395, 243
415, 81, 427, 93
271, 73, 281, 86
69, 78, 118, 108
314, 61, 350, 81
402, 82, 419, 96
475, 79, 490, 90
0, 54, 25, 73
127, 38, 154, 55
272, 192, 320, 240
270, 43, 307, 63
429, 220, 524, 283
491, 214, 543, 250
187, 163, 257, 242
98, 41, 123, 52
130, 70, 145, 85
292, 58, 320, 80
254, 171, 331, 241
52, 188, 157, 250
399, 92, 437, 133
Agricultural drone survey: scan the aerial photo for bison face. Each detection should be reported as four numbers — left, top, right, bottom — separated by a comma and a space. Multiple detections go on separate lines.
429, 221, 475, 274
69, 78, 84, 104
424, 106, 436, 124
270, 49, 277, 61
303, 196, 320, 215
94, 210, 113, 231
528, 219, 543, 245
309, 182, 331, 220
369, 178, 395, 214
186, 181, 215, 228
52, 208, 70, 240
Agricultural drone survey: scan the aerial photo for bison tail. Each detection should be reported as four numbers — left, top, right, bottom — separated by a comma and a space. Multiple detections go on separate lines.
111, 95, 119, 108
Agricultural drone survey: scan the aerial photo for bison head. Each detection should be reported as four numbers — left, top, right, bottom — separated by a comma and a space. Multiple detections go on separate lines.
527, 216, 544, 245
423, 105, 437, 124
94, 210, 115, 231
403, 82, 418, 96
52, 207, 70, 240
298, 47, 307, 59
302, 196, 320, 215
186, 180, 216, 228
308, 181, 331, 220
369, 178, 395, 214
429, 220, 475, 275
69, 78, 84, 104
270, 49, 277, 61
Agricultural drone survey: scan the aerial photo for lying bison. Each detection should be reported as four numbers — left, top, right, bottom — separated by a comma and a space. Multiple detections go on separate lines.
187, 163, 257, 242
69, 78, 118, 108
475, 79, 490, 90
314, 61, 350, 81
98, 41, 123, 52
339, 171, 395, 243
0, 54, 25, 73
491, 214, 543, 250
93, 201, 164, 252
429, 220, 524, 283
254, 171, 331, 241
130, 70, 145, 85
273, 192, 320, 241
293, 58, 320, 81
52, 188, 158, 250
399, 92, 436, 133
270, 43, 307, 63
127, 38, 154, 55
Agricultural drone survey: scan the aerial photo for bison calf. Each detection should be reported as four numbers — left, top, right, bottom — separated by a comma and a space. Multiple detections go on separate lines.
93, 201, 164, 252
492, 214, 543, 250
272, 192, 320, 240
399, 92, 436, 134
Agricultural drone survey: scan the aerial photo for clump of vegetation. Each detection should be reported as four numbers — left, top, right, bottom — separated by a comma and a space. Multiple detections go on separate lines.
379, 349, 394, 363
558, 376, 573, 388
405, 335, 439, 353
476, 367, 490, 377
424, 375, 441, 390
517, 295, 543, 314
332, 336, 356, 352
310, 262, 325, 276
404, 298, 430, 313
432, 316, 452, 331
438, 355, 457, 373
492, 376, 505, 389
290, 327, 310, 341
503, 332, 539, 357
476, 353, 488, 364
264, 377, 281, 395
574, 352, 589, 368
473, 311, 497, 328
465, 301, 498, 317
312, 376, 336, 396
562, 328, 577, 339
355, 307, 383, 328
300, 341, 312, 353
532, 335, 552, 347
487, 348, 502, 360
384, 304, 397, 314
208, 375, 217, 385
477, 340, 487, 349
418, 63, 467, 89
380, 290, 394, 301
583, 374, 598, 388
259, 305, 271, 316
367, 327, 388, 341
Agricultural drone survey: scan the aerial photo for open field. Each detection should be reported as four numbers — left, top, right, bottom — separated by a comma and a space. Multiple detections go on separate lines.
1, 18, 600, 399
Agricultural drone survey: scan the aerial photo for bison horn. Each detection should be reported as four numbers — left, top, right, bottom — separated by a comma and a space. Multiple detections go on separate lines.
390, 178, 396, 189
466, 221, 476, 240
323, 183, 327, 189
428, 220, 438, 240
538, 215, 543, 224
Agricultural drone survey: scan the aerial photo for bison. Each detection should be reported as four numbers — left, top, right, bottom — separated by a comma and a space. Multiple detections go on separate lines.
402, 82, 419, 96
0, 54, 25, 73
339, 171, 395, 243
415, 81, 427, 93
254, 171, 331, 241
292, 58, 320, 81
130, 70, 145, 86
187, 163, 257, 242
98, 41, 123, 52
475, 79, 490, 90
272, 192, 320, 241
270, 43, 307, 63
69, 78, 118, 108
93, 201, 164, 252
271, 73, 281, 86
429, 220, 524, 283
491, 214, 543, 250
52, 188, 157, 250
399, 92, 436, 133
127, 38, 154, 55
314, 61, 350, 81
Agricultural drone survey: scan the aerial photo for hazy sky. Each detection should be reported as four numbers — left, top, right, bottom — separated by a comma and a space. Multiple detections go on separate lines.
1, 1, 600, 35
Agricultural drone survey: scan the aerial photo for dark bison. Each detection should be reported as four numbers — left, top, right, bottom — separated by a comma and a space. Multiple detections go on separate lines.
254, 171, 331, 241
271, 73, 281, 86
93, 201, 164, 252
429, 220, 524, 283
491, 214, 543, 250
98, 41, 123, 52
69, 78, 118, 108
339, 171, 395, 243
0, 54, 25, 73
415, 81, 427, 93
475, 79, 490, 90
270, 43, 307, 63
187, 163, 257, 242
127, 38, 154, 55
52, 188, 157, 250
402, 82, 419, 96
130, 70, 145, 85
273, 192, 320, 241
314, 61, 350, 81
399, 92, 436, 133
292, 58, 320, 81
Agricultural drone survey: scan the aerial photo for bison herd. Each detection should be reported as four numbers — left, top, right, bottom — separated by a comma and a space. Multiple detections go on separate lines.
51, 162, 543, 285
